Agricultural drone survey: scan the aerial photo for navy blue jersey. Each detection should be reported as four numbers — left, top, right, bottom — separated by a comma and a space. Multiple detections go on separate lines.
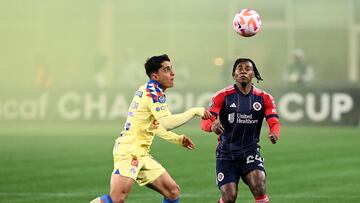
207, 84, 279, 160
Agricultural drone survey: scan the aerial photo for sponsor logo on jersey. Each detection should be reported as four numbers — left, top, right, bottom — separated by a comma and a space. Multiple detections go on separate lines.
130, 167, 136, 174
217, 172, 224, 182
228, 112, 235, 123
253, 102, 262, 111
230, 103, 237, 108
155, 106, 166, 112
124, 122, 131, 131
236, 113, 259, 124
152, 120, 160, 129
131, 102, 139, 110
135, 90, 143, 98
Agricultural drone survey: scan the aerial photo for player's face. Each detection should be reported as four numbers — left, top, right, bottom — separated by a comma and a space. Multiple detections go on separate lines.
153, 61, 175, 90
233, 61, 255, 85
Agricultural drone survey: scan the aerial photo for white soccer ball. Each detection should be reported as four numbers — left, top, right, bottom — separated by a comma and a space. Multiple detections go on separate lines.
233, 9, 262, 37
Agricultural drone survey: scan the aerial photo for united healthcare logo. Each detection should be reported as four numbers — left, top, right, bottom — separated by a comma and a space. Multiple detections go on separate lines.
228, 112, 235, 123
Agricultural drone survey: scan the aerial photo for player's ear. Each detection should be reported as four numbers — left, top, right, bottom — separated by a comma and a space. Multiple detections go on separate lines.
151, 72, 158, 80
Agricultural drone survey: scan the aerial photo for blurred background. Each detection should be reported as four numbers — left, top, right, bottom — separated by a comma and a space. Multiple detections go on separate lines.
1, 0, 360, 126
1, 0, 360, 202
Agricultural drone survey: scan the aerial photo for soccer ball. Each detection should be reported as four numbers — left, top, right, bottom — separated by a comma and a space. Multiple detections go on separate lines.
233, 9, 262, 37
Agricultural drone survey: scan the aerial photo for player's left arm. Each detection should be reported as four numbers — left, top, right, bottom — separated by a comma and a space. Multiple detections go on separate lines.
263, 93, 280, 144
154, 124, 195, 150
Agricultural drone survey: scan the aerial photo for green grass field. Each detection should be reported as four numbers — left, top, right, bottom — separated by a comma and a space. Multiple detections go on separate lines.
0, 124, 360, 203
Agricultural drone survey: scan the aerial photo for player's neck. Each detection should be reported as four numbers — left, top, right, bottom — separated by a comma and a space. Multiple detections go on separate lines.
236, 83, 252, 95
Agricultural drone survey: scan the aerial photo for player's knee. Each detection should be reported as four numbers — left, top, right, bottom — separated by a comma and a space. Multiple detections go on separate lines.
109, 191, 128, 203
251, 182, 266, 197
222, 191, 237, 203
165, 184, 181, 200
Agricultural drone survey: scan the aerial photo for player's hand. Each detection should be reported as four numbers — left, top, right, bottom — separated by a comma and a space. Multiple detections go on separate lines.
211, 119, 224, 135
202, 109, 212, 120
182, 135, 196, 150
269, 133, 278, 144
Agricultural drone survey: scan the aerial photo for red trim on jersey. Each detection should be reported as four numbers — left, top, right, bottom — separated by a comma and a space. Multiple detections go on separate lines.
267, 117, 280, 138
201, 115, 216, 132
209, 85, 236, 116
202, 85, 236, 132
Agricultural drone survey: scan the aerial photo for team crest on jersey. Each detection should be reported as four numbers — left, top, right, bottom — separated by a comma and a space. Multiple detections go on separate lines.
131, 157, 139, 167
253, 102, 262, 111
217, 172, 224, 182
146, 82, 165, 103
158, 96, 166, 103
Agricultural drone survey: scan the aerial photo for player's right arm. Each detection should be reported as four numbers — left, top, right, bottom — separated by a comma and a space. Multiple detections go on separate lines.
263, 92, 280, 144
157, 108, 211, 130
154, 124, 195, 150
146, 90, 211, 131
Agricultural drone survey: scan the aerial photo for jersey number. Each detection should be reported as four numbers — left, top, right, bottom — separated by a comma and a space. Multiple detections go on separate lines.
246, 154, 263, 164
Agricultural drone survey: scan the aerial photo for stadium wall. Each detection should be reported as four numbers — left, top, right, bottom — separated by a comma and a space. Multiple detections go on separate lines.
0, 88, 359, 126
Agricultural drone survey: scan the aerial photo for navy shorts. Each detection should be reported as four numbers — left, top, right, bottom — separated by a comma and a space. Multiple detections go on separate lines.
216, 149, 266, 188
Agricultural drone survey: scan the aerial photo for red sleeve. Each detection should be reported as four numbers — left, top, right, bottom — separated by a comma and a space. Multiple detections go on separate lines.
267, 117, 280, 138
263, 92, 280, 138
201, 115, 216, 132
201, 92, 225, 132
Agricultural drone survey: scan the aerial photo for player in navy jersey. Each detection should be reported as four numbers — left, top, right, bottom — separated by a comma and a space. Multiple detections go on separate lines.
201, 58, 280, 203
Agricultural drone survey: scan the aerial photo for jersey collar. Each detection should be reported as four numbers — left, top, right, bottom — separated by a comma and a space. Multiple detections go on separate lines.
148, 79, 163, 90
234, 84, 253, 96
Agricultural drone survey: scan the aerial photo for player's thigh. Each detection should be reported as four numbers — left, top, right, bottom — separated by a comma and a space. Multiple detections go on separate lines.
216, 159, 241, 188
146, 171, 180, 197
110, 155, 139, 198
219, 182, 238, 200
242, 169, 266, 196
110, 174, 135, 195
136, 155, 166, 186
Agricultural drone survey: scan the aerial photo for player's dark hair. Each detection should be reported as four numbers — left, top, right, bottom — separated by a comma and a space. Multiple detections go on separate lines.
144, 54, 171, 78
232, 58, 263, 82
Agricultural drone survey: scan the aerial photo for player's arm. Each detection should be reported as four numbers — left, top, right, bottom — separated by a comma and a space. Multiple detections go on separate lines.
158, 107, 211, 130
201, 92, 224, 134
155, 126, 195, 150
146, 87, 211, 130
264, 93, 280, 144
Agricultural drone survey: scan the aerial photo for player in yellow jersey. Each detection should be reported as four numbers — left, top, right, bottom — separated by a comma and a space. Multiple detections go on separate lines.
90, 54, 211, 203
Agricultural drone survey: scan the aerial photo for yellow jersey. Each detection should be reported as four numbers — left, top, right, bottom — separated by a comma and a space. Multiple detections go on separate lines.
114, 80, 183, 157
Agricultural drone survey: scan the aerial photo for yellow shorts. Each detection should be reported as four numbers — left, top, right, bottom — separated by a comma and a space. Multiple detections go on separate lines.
113, 153, 165, 186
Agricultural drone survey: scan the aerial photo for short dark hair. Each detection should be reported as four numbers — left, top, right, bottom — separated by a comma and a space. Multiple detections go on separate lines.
232, 58, 263, 82
144, 54, 171, 78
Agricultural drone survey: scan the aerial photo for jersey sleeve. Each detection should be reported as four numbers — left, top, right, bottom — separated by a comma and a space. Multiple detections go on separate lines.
263, 92, 280, 138
201, 92, 224, 132
145, 84, 171, 120
208, 92, 225, 117
263, 92, 278, 120
155, 124, 184, 145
